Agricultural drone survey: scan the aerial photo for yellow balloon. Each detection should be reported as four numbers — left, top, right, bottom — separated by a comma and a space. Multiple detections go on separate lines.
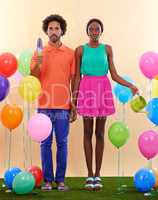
152, 168, 158, 188
18, 75, 41, 102
152, 79, 158, 98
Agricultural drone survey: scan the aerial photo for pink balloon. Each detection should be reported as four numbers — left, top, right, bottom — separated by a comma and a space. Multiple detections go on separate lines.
10, 70, 23, 84
27, 113, 52, 142
139, 52, 158, 79
138, 130, 158, 160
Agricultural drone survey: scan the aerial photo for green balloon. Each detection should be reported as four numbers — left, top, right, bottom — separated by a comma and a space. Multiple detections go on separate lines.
12, 171, 35, 195
108, 121, 130, 148
18, 49, 32, 76
130, 95, 147, 112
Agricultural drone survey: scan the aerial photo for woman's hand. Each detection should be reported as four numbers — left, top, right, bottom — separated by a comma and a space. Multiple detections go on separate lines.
69, 102, 77, 123
130, 85, 139, 96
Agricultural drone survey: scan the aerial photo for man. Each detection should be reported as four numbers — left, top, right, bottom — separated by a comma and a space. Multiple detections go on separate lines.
31, 14, 76, 191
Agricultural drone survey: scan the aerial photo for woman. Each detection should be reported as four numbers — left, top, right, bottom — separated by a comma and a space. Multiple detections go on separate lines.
72, 18, 138, 191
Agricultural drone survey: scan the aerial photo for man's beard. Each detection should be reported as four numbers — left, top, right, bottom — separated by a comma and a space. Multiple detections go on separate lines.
50, 34, 60, 43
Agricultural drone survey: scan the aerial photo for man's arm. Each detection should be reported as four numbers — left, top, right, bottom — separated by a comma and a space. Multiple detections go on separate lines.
71, 74, 76, 94
72, 46, 82, 106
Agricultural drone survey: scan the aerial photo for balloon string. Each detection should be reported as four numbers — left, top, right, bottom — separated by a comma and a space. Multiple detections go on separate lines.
23, 103, 27, 170
8, 130, 12, 169
122, 104, 126, 123
27, 102, 32, 166
117, 148, 121, 177
121, 104, 125, 177
118, 102, 122, 121
25, 101, 29, 168
3, 100, 8, 170
148, 159, 152, 169
4, 126, 8, 170
147, 79, 152, 101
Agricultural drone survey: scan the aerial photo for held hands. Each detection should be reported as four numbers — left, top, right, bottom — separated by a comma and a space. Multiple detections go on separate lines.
69, 102, 77, 123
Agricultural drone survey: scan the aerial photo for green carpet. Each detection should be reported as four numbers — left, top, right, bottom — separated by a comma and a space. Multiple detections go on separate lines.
0, 177, 158, 200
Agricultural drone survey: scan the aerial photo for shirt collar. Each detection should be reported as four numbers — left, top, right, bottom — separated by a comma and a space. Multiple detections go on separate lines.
46, 42, 66, 52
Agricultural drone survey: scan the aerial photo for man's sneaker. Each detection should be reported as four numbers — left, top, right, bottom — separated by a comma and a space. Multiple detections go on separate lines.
41, 182, 52, 191
57, 182, 70, 192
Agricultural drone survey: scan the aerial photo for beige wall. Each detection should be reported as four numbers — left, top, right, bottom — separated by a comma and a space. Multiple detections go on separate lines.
0, 0, 158, 177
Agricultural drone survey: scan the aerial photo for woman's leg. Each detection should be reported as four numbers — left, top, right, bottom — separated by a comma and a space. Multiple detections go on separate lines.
83, 117, 94, 177
95, 117, 107, 177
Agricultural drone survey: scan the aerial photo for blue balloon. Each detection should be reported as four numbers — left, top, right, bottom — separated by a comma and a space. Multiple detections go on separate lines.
113, 76, 134, 104
146, 98, 158, 125
134, 168, 156, 192
0, 75, 10, 101
4, 167, 22, 189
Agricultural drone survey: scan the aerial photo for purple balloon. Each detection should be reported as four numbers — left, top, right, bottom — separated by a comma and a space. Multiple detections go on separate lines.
139, 52, 158, 79
0, 75, 10, 101
138, 130, 158, 160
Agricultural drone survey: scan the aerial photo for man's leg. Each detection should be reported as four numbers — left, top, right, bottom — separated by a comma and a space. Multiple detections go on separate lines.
38, 109, 54, 189
54, 109, 70, 190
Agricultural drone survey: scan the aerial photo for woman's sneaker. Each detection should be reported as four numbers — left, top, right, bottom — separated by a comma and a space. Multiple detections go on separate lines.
93, 177, 103, 191
85, 177, 94, 191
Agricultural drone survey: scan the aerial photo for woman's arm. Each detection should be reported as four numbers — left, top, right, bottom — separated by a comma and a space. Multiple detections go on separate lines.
106, 45, 138, 95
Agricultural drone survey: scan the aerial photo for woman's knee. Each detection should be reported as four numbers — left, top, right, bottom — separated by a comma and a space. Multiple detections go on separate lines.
95, 131, 104, 141
84, 129, 93, 140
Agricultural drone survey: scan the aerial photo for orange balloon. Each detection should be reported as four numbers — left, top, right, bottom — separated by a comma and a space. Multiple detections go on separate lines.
1, 104, 23, 130
152, 168, 158, 188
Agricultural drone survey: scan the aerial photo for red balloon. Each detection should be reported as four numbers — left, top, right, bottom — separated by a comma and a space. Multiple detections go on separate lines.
0, 53, 17, 77
27, 166, 43, 187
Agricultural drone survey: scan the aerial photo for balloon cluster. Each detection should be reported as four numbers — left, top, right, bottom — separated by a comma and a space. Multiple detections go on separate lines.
0, 51, 46, 136
0, 50, 41, 103
4, 166, 43, 195
0, 47, 53, 196
110, 51, 158, 194
133, 51, 158, 193
0, 52, 53, 164
139, 51, 158, 125
137, 52, 158, 159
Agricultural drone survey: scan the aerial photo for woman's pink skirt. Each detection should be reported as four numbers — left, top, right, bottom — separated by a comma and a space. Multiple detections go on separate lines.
77, 75, 115, 117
